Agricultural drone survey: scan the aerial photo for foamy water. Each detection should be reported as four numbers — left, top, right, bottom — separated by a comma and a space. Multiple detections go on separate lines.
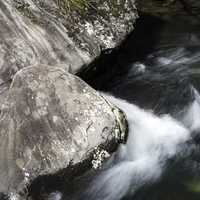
181, 88, 200, 132
73, 92, 200, 200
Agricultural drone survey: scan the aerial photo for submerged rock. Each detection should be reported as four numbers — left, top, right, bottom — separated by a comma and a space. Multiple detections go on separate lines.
0, 65, 128, 198
137, 0, 200, 22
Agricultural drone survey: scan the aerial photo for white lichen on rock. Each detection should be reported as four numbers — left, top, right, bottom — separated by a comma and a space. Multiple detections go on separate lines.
0, 65, 128, 197
92, 147, 110, 169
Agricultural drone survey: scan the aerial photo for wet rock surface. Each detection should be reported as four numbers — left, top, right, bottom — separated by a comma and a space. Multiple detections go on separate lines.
0, 65, 128, 198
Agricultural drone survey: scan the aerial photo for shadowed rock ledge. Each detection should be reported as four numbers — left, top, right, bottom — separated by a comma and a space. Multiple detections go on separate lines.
0, 65, 128, 199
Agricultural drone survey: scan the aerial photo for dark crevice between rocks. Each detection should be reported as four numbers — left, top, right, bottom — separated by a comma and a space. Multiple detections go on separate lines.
77, 11, 200, 115
77, 13, 166, 90
0, 193, 9, 200
77, 10, 200, 91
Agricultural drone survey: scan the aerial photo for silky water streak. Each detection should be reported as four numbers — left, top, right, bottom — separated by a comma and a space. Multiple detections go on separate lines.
79, 94, 191, 200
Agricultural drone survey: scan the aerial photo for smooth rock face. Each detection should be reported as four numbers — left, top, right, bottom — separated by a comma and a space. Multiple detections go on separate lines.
0, 65, 127, 196
0, 0, 137, 105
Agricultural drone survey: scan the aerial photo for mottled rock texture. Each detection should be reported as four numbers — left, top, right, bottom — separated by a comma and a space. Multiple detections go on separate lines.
0, 65, 127, 198
0, 0, 138, 105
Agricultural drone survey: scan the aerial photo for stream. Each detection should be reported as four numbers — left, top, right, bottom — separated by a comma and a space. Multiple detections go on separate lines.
1, 3, 200, 199
74, 14, 200, 200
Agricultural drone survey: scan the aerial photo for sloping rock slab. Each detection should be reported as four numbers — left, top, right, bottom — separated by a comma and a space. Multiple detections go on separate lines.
0, 65, 127, 197
0, 0, 138, 105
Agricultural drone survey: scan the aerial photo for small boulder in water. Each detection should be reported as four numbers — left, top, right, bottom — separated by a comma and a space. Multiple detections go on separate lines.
0, 65, 128, 199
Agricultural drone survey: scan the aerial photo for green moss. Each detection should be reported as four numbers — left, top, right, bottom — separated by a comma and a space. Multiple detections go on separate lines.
185, 181, 200, 193
55, 0, 94, 15
55, 0, 127, 17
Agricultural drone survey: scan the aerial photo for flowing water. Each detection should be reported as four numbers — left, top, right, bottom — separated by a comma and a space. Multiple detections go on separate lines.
1, 2, 200, 199
72, 16, 200, 200
78, 94, 191, 200
67, 88, 200, 200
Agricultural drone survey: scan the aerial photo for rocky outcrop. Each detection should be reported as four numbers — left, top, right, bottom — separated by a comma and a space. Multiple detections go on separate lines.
0, 65, 128, 199
0, 0, 138, 105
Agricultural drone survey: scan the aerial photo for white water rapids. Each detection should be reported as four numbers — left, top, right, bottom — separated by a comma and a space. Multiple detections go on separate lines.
71, 88, 200, 200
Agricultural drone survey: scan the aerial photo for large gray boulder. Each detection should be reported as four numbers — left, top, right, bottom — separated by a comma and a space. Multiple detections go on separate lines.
0, 65, 127, 198
0, 0, 138, 104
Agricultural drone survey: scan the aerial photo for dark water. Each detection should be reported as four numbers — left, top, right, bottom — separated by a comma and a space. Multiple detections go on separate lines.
26, 14, 200, 200
76, 14, 200, 200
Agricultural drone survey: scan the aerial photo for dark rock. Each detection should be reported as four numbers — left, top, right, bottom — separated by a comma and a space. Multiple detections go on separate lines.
136, 0, 200, 23
0, 65, 128, 199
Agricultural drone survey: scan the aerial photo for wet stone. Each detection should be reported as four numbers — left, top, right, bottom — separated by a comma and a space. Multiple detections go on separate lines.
0, 64, 128, 198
